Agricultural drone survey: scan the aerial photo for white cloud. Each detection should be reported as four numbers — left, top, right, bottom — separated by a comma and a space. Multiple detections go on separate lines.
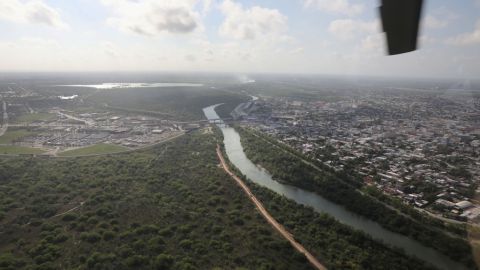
328, 19, 379, 40
219, 0, 287, 40
304, 0, 364, 16
421, 7, 457, 32
419, 35, 437, 46
423, 15, 448, 29
101, 41, 120, 58
290, 47, 304, 54
201, 0, 213, 15
102, 0, 201, 36
20, 37, 61, 48
446, 20, 480, 46
185, 54, 196, 62
0, 0, 68, 29
360, 34, 382, 52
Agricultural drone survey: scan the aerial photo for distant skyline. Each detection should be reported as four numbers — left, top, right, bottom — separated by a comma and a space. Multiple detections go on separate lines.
1, 0, 479, 79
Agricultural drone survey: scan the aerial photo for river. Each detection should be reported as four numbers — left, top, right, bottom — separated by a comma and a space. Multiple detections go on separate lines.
203, 103, 467, 270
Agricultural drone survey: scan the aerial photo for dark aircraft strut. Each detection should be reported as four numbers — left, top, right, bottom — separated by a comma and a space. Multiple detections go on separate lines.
380, 0, 424, 55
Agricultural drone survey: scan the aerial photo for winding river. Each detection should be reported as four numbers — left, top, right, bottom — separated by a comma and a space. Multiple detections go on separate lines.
203, 103, 467, 270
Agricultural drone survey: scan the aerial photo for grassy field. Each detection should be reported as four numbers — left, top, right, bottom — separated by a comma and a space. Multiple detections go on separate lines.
58, 143, 129, 156
0, 145, 46, 155
468, 224, 480, 267
13, 113, 56, 124
0, 129, 36, 144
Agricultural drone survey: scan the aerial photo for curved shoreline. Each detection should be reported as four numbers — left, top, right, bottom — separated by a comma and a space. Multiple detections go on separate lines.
216, 144, 327, 270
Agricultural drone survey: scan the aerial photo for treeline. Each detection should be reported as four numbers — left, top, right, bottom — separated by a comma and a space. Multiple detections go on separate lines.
214, 126, 438, 269
239, 127, 467, 235
236, 126, 476, 269
0, 131, 313, 270
89, 87, 249, 121
249, 182, 438, 270
239, 126, 469, 237
362, 185, 468, 236
236, 126, 467, 234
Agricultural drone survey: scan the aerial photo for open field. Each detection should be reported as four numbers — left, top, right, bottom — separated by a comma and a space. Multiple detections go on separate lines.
0, 129, 36, 144
57, 143, 129, 156
468, 225, 480, 267
13, 112, 56, 123
0, 145, 46, 155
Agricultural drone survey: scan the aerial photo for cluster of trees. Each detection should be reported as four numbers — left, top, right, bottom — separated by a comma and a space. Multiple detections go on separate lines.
89, 86, 249, 121
361, 186, 468, 236
0, 131, 312, 270
215, 140, 439, 269
236, 126, 476, 269
249, 183, 437, 270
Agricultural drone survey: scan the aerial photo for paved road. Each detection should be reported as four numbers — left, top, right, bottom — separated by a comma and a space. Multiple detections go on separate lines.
56, 110, 95, 126
50, 131, 185, 158
0, 101, 8, 137
216, 145, 327, 270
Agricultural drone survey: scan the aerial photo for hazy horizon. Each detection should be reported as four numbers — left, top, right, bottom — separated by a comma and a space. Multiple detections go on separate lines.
0, 71, 479, 85
1, 0, 479, 79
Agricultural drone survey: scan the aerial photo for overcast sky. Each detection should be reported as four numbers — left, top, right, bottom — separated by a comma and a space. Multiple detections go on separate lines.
0, 0, 479, 79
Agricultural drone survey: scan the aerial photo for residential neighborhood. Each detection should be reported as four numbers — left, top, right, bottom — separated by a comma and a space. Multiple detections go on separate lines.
238, 90, 480, 223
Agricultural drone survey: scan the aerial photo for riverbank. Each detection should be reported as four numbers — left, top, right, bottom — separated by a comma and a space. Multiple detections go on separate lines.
203, 103, 473, 270
216, 144, 327, 270
236, 125, 474, 269
239, 125, 475, 269
211, 125, 438, 269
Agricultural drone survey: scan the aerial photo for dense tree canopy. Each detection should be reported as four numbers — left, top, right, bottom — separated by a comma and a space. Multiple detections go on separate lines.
0, 131, 312, 270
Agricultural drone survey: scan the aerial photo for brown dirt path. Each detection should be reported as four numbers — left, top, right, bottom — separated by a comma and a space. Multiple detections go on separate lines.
216, 145, 327, 270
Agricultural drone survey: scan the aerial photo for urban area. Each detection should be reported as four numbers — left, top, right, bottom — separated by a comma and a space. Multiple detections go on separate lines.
0, 83, 199, 157
235, 89, 480, 223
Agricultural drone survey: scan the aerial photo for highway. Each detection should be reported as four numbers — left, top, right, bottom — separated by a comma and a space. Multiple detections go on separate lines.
0, 101, 8, 137
56, 111, 95, 126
